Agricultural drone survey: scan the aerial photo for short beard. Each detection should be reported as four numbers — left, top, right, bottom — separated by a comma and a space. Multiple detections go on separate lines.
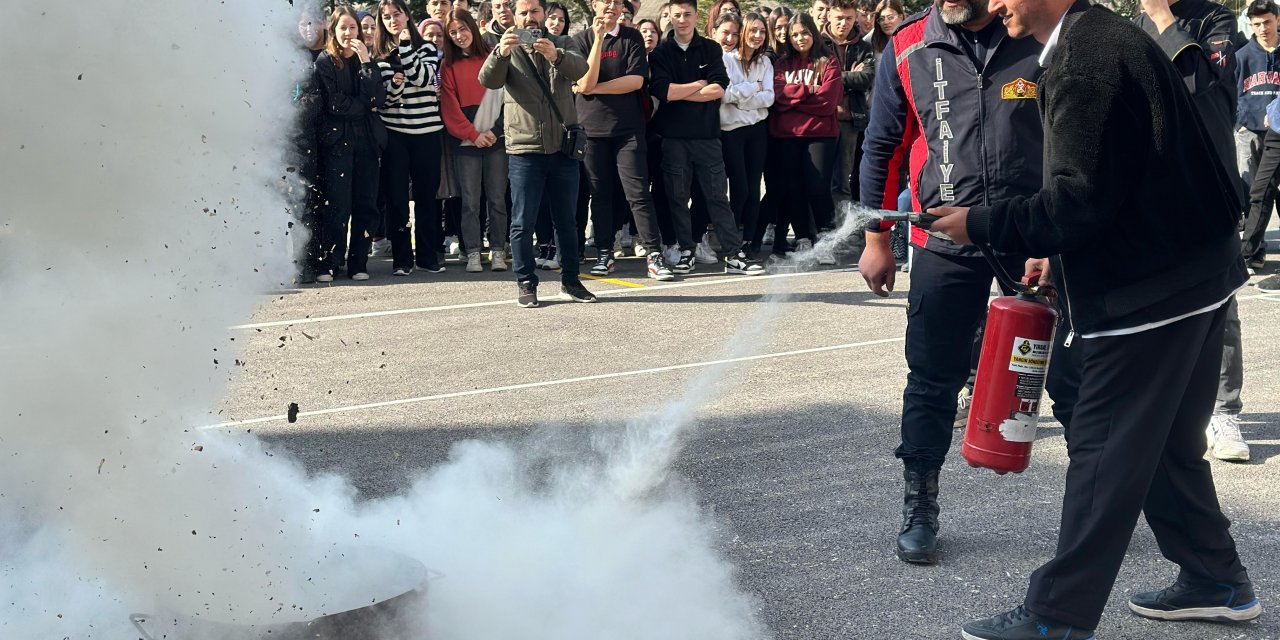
937, 0, 986, 24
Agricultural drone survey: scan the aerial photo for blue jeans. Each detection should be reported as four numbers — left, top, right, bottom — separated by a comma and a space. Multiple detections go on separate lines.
509, 152, 581, 285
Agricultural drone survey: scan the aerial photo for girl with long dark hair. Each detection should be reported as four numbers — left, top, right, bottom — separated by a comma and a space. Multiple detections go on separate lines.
375, 0, 446, 274
769, 11, 842, 260
870, 0, 905, 55
439, 9, 508, 273
314, 5, 388, 281
720, 11, 774, 257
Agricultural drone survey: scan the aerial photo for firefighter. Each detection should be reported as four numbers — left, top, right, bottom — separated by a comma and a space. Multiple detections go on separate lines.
857, 0, 1044, 564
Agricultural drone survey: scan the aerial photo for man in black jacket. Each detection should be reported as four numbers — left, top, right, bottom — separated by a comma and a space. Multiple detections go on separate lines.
858, 0, 1044, 567
929, 1, 1260, 638
649, 0, 763, 275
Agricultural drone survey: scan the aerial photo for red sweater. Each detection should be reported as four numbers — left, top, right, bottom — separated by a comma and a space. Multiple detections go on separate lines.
769, 55, 843, 139
439, 54, 488, 143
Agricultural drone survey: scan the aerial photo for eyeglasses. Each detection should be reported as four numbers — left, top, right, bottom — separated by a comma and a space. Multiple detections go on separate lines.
878, 13, 900, 21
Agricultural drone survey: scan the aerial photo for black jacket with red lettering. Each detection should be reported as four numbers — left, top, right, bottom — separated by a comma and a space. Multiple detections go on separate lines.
859, 7, 1044, 256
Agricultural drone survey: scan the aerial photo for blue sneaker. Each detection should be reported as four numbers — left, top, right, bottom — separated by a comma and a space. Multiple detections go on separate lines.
1128, 579, 1261, 623
962, 606, 1095, 640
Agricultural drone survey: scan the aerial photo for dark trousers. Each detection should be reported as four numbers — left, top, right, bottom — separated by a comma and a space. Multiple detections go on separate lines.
319, 134, 381, 276
510, 152, 581, 285
662, 138, 743, 252
897, 249, 1023, 469
382, 130, 443, 270
1025, 304, 1247, 630
1216, 297, 1244, 414
646, 132, 676, 246
773, 136, 838, 245
585, 133, 661, 253
757, 136, 784, 251
1243, 128, 1280, 263
722, 121, 768, 247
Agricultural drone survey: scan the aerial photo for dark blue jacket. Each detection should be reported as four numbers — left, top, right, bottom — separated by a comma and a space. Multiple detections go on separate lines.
859, 7, 1044, 256
1235, 37, 1280, 131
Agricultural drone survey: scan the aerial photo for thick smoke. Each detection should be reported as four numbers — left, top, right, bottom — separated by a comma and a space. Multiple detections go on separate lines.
0, 2, 774, 639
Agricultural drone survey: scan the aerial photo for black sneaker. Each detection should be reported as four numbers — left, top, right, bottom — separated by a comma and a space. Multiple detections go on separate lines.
1128, 579, 1261, 622
561, 279, 598, 303
962, 606, 1095, 640
672, 250, 696, 274
517, 281, 539, 308
1257, 274, 1280, 292
590, 251, 615, 276
418, 262, 446, 274
1246, 257, 1265, 274
725, 252, 766, 275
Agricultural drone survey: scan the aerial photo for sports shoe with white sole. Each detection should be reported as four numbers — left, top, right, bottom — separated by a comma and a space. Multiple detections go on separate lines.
725, 252, 765, 275
695, 240, 718, 264
1205, 413, 1250, 461
647, 252, 676, 281
392, 266, 413, 276
351, 272, 370, 281
663, 244, 682, 266
590, 251, 615, 276
561, 279, 598, 303
316, 272, 334, 283
672, 250, 696, 274
466, 251, 483, 273
961, 606, 1095, 640
369, 238, 392, 257
490, 249, 508, 272
1128, 579, 1262, 623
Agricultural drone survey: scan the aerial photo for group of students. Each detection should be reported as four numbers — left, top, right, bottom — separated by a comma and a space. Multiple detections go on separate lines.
290, 0, 913, 285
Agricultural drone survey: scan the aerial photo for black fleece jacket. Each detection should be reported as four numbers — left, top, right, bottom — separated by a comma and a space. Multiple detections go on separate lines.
967, 2, 1246, 336
648, 33, 731, 139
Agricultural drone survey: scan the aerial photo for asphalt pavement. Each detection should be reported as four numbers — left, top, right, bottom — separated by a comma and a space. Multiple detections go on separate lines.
219, 240, 1280, 640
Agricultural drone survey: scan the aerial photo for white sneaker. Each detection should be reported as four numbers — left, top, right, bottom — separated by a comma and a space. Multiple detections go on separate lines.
791, 238, 813, 256
370, 238, 392, 257
703, 230, 722, 253
634, 244, 648, 257
762, 223, 776, 245
815, 244, 837, 265
316, 273, 334, 283
1206, 414, 1250, 461
351, 272, 370, 281
444, 235, 460, 257
695, 241, 718, 264
584, 220, 595, 247
466, 251, 483, 273
543, 252, 561, 271
613, 231, 626, 259
490, 249, 508, 272
663, 244, 682, 265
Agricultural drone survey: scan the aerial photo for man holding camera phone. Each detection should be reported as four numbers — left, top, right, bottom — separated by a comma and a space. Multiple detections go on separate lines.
480, 0, 597, 307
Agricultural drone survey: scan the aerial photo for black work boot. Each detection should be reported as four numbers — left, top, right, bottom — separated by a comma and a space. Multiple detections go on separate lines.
897, 468, 940, 564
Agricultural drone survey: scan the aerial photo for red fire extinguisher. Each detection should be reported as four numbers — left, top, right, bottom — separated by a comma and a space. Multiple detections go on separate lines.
961, 264, 1059, 475
871, 211, 1060, 474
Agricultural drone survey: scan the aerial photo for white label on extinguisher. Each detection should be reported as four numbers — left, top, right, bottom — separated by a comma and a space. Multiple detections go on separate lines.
1008, 336, 1051, 373
999, 414, 1038, 443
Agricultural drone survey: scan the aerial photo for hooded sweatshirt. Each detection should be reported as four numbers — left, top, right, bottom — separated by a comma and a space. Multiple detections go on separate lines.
769, 54, 843, 138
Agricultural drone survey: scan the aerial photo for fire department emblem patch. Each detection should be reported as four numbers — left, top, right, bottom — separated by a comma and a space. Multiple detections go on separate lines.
1001, 78, 1038, 100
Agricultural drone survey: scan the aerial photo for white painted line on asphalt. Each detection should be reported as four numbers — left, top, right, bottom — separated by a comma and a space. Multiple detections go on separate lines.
232, 268, 861, 330
202, 335, 905, 429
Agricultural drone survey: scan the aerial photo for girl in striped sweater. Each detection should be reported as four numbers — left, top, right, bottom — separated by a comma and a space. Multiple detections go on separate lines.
376, 0, 446, 274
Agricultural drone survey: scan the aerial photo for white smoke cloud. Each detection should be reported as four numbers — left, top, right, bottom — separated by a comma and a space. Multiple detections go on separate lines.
0, 1, 774, 639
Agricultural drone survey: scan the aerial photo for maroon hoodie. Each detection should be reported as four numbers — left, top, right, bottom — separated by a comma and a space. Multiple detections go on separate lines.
769, 54, 843, 138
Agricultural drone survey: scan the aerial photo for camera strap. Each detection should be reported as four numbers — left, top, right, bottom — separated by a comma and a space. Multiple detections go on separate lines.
513, 48, 570, 132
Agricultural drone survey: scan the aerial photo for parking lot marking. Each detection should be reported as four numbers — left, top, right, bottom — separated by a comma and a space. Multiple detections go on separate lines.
580, 274, 648, 288
232, 268, 860, 330
202, 335, 906, 429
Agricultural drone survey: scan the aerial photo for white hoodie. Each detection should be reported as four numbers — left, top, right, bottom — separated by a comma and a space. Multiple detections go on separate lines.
719, 51, 775, 132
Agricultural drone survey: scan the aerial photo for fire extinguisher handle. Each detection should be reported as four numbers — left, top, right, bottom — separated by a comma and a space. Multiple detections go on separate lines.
1022, 271, 1042, 286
